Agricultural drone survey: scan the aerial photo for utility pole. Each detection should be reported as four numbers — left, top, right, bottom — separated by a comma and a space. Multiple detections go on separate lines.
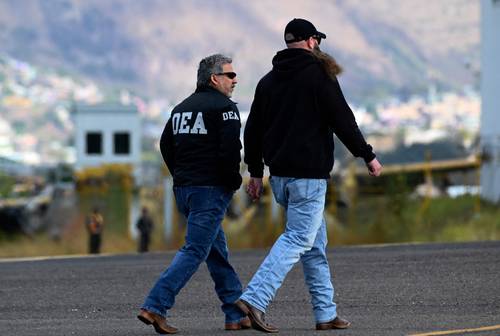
480, 0, 500, 203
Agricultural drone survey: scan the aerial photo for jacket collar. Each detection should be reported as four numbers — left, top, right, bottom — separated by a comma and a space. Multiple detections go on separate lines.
195, 85, 237, 104
195, 84, 221, 95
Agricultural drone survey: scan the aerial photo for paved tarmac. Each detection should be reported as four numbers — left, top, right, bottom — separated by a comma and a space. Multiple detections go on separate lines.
1, 241, 499, 336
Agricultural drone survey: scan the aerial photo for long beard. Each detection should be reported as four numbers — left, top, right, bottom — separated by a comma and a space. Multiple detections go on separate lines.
311, 46, 343, 78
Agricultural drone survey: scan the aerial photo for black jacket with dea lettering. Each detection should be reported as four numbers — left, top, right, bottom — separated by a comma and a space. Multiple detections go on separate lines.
160, 85, 242, 190
244, 48, 375, 179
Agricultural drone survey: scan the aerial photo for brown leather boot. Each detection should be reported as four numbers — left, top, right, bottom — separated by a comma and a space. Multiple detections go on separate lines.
235, 300, 278, 333
137, 309, 179, 334
225, 317, 252, 330
316, 316, 351, 330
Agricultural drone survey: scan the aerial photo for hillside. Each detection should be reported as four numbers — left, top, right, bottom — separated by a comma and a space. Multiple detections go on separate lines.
0, 0, 479, 107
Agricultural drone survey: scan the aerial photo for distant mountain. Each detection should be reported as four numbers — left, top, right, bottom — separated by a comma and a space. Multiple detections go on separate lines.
0, 0, 479, 108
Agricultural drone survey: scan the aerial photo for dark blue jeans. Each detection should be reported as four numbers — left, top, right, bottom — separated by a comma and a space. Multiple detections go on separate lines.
142, 186, 245, 323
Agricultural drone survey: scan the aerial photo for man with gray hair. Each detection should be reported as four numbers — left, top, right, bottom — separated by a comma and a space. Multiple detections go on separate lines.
137, 54, 250, 334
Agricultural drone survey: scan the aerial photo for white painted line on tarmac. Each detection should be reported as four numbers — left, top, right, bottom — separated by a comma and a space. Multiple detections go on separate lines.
408, 324, 500, 336
0, 253, 117, 263
0, 251, 170, 263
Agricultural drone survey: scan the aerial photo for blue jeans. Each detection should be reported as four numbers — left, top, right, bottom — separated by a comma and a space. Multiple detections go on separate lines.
240, 177, 337, 323
142, 186, 246, 323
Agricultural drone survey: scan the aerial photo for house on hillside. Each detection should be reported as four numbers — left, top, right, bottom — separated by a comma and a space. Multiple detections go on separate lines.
72, 104, 142, 184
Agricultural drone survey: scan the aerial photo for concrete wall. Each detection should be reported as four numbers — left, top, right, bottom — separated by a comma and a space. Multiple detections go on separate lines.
480, 0, 500, 202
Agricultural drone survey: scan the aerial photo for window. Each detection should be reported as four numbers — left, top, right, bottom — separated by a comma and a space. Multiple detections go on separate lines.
114, 132, 130, 155
86, 132, 102, 155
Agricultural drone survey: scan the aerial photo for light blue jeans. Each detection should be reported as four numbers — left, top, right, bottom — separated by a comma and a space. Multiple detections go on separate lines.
240, 177, 337, 323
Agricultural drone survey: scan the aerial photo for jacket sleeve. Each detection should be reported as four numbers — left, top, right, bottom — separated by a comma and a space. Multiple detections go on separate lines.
159, 117, 176, 175
218, 105, 243, 190
320, 77, 376, 163
244, 83, 265, 178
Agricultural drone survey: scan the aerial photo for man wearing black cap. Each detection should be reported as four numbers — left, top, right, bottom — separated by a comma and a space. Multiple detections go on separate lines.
236, 18, 382, 333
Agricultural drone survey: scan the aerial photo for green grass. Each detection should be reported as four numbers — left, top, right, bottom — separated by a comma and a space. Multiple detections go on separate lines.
328, 195, 499, 246
0, 173, 15, 197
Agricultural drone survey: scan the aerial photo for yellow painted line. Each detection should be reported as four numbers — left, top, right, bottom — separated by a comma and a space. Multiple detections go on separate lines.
409, 324, 500, 336
0, 253, 112, 263
0, 250, 174, 263
0, 252, 136, 263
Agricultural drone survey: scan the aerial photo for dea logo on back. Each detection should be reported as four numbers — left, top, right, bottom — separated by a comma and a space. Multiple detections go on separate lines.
172, 112, 208, 135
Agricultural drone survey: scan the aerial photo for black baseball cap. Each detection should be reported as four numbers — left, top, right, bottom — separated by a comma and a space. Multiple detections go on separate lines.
284, 18, 326, 43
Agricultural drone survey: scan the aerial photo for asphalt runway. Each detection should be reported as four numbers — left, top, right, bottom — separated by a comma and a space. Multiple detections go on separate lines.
1, 241, 499, 336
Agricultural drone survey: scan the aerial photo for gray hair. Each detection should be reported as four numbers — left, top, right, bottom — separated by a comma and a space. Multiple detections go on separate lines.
197, 54, 232, 87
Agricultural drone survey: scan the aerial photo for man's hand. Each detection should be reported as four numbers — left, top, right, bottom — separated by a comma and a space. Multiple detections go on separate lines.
246, 177, 263, 201
366, 158, 382, 177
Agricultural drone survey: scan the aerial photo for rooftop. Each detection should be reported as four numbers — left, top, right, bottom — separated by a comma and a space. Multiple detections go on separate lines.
71, 103, 138, 115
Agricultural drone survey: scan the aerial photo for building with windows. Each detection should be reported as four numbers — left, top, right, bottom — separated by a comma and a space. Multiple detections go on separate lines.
73, 104, 142, 183
480, 0, 500, 202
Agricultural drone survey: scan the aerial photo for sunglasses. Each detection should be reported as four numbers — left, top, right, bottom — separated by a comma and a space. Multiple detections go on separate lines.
216, 72, 237, 79
312, 35, 322, 45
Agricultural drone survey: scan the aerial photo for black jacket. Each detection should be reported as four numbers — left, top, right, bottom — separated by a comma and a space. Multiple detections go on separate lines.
136, 215, 153, 234
244, 48, 375, 179
160, 85, 242, 190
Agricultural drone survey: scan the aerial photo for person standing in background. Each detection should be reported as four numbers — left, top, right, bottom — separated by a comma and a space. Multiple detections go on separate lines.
86, 207, 104, 254
136, 206, 154, 253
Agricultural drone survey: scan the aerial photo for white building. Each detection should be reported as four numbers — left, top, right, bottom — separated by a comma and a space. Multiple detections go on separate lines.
73, 104, 142, 183
480, 0, 500, 202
